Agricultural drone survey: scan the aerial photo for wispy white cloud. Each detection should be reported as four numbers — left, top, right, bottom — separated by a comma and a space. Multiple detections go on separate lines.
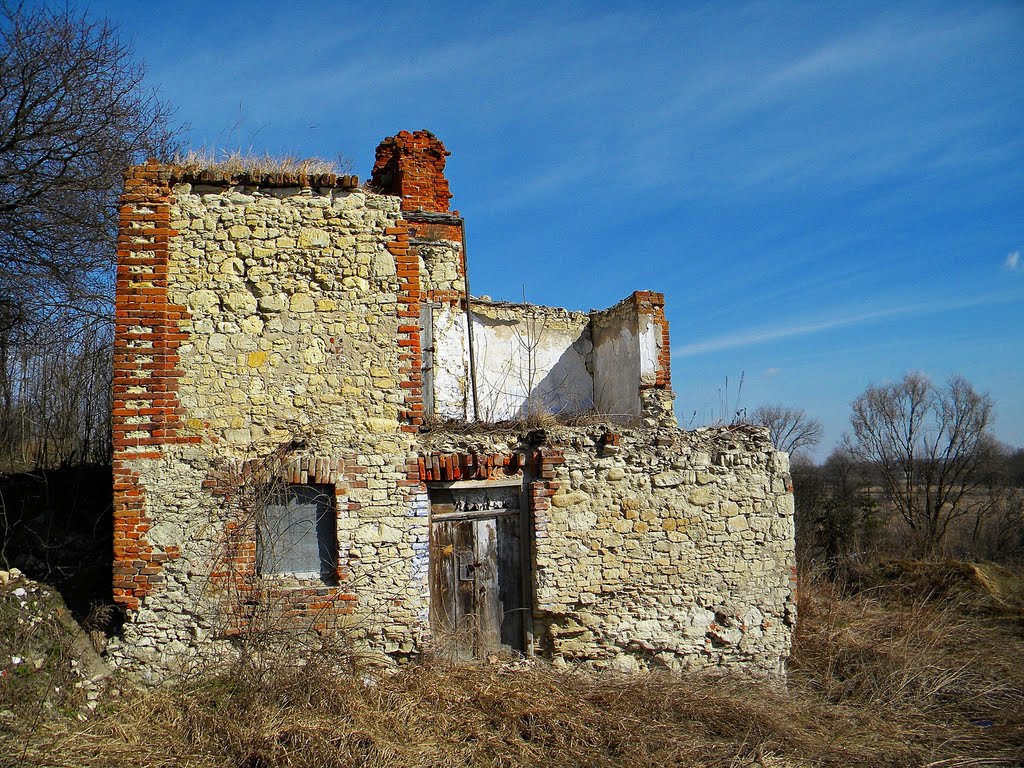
673, 308, 907, 358
482, 151, 604, 213
672, 293, 1020, 358
157, 2, 1020, 216
602, 6, 1022, 203
1006, 251, 1022, 272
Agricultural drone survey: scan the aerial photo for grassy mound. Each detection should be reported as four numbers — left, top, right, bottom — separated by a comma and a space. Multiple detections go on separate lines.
0, 570, 95, 750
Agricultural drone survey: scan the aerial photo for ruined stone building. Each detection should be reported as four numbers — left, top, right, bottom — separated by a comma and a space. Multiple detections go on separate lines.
110, 130, 796, 677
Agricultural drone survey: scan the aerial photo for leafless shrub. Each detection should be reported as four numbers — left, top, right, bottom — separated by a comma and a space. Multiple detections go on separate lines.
197, 439, 365, 671
792, 448, 881, 568
844, 373, 998, 556
0, 320, 112, 471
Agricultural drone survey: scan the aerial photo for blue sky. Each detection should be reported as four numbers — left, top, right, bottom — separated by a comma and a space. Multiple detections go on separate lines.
87, 1, 1023, 458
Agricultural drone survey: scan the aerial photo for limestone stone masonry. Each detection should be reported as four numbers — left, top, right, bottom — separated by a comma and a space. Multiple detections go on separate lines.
110, 130, 796, 679
420, 425, 796, 674
110, 166, 430, 673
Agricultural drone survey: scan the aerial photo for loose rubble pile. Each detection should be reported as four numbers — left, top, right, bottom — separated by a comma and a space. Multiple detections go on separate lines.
1, 569, 113, 723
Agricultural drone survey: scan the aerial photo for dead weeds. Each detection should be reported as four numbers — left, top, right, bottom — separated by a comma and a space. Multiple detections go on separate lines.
3, 562, 1024, 768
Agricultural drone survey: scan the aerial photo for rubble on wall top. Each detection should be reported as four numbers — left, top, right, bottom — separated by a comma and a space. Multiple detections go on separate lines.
468, 297, 592, 323
420, 420, 774, 454
170, 168, 359, 190
376, 129, 450, 156
592, 291, 665, 318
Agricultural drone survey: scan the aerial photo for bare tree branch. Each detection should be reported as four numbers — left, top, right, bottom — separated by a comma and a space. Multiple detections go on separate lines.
0, 2, 180, 469
0, 1, 179, 324
751, 404, 824, 457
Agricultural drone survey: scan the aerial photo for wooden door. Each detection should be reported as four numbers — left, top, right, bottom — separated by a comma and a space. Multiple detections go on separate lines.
429, 485, 527, 657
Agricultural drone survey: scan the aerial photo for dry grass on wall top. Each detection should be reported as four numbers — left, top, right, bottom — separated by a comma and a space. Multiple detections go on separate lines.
172, 149, 346, 178
3, 560, 1024, 768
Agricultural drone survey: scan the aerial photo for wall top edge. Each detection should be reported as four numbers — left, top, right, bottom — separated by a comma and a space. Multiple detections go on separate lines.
591, 291, 666, 319
419, 422, 776, 454
124, 162, 361, 191
404, 211, 463, 225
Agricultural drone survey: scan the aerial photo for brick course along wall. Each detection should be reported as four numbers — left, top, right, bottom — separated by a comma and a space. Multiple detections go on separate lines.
112, 160, 195, 613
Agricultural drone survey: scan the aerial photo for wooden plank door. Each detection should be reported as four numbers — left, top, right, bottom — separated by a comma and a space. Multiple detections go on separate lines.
429, 485, 527, 658
473, 516, 502, 657
495, 513, 525, 650
430, 517, 476, 658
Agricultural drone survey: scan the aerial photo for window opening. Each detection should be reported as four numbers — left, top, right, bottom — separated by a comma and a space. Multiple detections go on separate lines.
257, 483, 337, 583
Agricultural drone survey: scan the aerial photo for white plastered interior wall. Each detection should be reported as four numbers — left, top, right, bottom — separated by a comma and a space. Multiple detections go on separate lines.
590, 301, 656, 418
430, 298, 662, 423
431, 305, 470, 419
638, 314, 661, 386
430, 303, 594, 421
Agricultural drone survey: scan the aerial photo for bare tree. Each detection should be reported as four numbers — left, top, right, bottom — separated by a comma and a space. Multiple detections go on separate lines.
751, 404, 824, 457
843, 372, 997, 556
0, 2, 178, 469
1, 1, 177, 321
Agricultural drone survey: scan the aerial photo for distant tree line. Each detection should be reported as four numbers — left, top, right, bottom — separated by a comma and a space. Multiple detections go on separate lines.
0, 2, 177, 471
755, 374, 1024, 564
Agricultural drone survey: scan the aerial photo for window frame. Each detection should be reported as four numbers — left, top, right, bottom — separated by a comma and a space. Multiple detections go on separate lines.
256, 482, 338, 584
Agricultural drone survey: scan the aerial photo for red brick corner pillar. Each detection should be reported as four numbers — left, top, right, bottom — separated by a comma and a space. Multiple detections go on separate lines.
375, 131, 467, 430
631, 291, 671, 390
111, 160, 189, 611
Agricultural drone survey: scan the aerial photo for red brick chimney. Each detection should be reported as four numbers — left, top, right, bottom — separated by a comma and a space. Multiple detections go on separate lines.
371, 130, 452, 213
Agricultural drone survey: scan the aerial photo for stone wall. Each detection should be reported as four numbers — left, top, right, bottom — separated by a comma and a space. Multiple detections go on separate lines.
420, 424, 796, 675
110, 169, 433, 673
110, 131, 794, 680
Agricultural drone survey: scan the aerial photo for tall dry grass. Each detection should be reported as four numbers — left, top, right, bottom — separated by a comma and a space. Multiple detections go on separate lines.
791, 560, 1024, 766
9, 659, 912, 768
3, 560, 1023, 768
172, 149, 342, 177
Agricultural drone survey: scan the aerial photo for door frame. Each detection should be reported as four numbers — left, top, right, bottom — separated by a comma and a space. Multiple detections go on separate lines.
426, 477, 534, 656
